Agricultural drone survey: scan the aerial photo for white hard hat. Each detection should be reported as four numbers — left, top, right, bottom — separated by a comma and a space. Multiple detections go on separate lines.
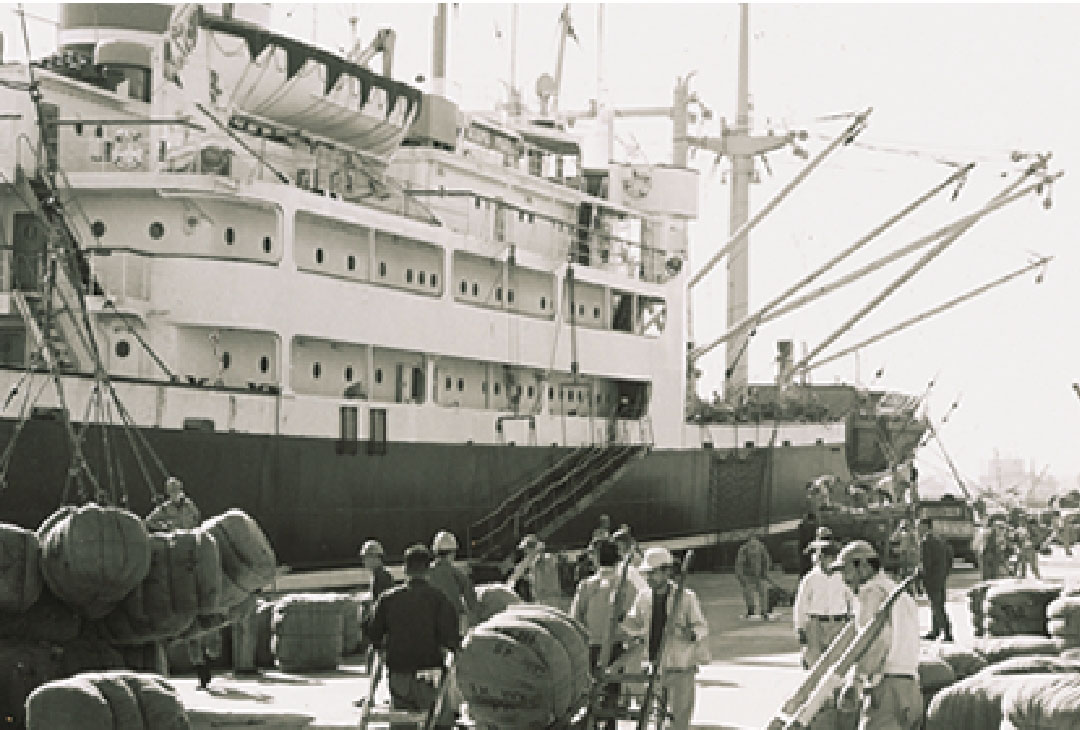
829, 539, 878, 572
432, 530, 458, 553
640, 547, 674, 572
360, 540, 384, 557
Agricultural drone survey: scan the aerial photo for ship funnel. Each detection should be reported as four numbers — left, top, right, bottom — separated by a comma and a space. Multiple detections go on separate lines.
775, 340, 793, 384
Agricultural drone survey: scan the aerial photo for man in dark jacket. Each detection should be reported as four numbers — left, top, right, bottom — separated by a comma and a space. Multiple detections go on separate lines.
798, 513, 818, 577
365, 544, 461, 729
918, 518, 953, 642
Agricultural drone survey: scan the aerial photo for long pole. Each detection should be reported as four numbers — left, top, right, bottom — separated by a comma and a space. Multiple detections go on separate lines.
806, 255, 1052, 370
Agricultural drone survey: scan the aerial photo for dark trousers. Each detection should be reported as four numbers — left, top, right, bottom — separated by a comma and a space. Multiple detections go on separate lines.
927, 583, 952, 639
388, 670, 453, 730
589, 643, 626, 730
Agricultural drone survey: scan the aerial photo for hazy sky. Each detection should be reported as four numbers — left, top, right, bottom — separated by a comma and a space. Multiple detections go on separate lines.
5, 3, 1078, 492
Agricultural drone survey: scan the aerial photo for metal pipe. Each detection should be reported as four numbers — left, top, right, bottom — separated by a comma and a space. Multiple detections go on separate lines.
688, 107, 871, 290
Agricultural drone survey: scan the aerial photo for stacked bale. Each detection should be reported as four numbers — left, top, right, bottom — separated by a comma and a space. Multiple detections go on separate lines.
1046, 596, 1080, 651
921, 643, 988, 681
926, 672, 1031, 730
39, 505, 152, 619
0, 587, 81, 643
254, 599, 275, 668
455, 603, 590, 728
25, 670, 190, 730
1002, 675, 1080, 730
475, 583, 522, 623
0, 640, 61, 729
968, 581, 995, 637
918, 654, 958, 720
974, 636, 1062, 665
983, 582, 1062, 637
0, 523, 43, 612
199, 510, 276, 611
981, 656, 1080, 676
319, 593, 365, 656
271, 594, 345, 672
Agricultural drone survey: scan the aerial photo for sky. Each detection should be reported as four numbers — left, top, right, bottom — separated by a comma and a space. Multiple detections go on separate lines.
4, 3, 1078, 494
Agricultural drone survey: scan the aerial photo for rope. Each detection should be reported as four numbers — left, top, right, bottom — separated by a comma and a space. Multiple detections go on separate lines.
0, 375, 47, 489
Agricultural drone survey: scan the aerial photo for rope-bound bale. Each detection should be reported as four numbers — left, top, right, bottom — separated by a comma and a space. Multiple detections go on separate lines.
25, 670, 190, 730
255, 599, 275, 668
1002, 675, 1080, 730
319, 593, 365, 655
919, 654, 957, 694
973, 636, 1062, 665
0, 640, 60, 729
454, 625, 555, 729
475, 583, 522, 623
0, 522, 43, 612
926, 672, 1029, 730
484, 614, 574, 717
0, 586, 81, 643
199, 510, 276, 608
983, 582, 1062, 637
921, 643, 988, 680
504, 604, 590, 705
980, 656, 1080, 676
39, 505, 152, 619
1046, 596, 1080, 651
271, 594, 344, 672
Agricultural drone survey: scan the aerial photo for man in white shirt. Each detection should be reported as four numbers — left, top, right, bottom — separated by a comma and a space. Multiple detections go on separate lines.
833, 540, 922, 730
792, 528, 853, 669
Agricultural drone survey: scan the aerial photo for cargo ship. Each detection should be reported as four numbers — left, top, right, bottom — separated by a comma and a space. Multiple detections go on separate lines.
0, 3, 1052, 570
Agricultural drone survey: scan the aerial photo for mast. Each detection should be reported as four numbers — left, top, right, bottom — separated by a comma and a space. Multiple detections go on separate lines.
431, 3, 449, 97
725, 2, 752, 396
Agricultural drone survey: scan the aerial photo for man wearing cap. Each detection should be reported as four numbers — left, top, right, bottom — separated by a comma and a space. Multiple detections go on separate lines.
889, 519, 919, 584
364, 544, 460, 730
428, 530, 478, 633
833, 540, 922, 730
507, 534, 544, 601
612, 525, 649, 596
571, 538, 638, 730
622, 547, 710, 730
360, 540, 394, 675
798, 512, 819, 577
792, 529, 853, 669
145, 477, 201, 532
735, 532, 773, 620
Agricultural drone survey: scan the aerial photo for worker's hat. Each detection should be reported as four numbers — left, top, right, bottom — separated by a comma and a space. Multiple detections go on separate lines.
432, 530, 458, 553
612, 524, 633, 542
640, 547, 675, 572
804, 526, 836, 553
359, 540, 384, 557
518, 534, 542, 551
828, 539, 878, 572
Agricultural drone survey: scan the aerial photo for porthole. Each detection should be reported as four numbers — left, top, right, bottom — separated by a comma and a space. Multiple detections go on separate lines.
406, 269, 414, 283
90, 220, 106, 238
375, 368, 383, 384
262, 236, 272, 253
259, 356, 270, 374
315, 248, 324, 264
345, 366, 354, 382
114, 340, 130, 358
460, 280, 468, 294
149, 221, 165, 240
347, 255, 356, 271
445, 376, 452, 390
224, 227, 235, 245
313, 361, 322, 379
222, 351, 231, 370
379, 262, 387, 277
419, 271, 426, 285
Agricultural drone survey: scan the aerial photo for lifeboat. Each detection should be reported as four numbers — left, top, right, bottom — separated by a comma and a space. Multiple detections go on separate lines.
201, 15, 423, 158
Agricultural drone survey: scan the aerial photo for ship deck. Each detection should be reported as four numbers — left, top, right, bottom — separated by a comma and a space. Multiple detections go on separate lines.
166, 555, 1040, 729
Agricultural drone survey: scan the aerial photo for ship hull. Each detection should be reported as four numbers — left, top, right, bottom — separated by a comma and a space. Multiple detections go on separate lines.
0, 416, 852, 567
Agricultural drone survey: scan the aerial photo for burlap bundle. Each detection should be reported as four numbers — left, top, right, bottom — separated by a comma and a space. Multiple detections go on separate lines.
475, 583, 523, 623
1002, 675, 1080, 730
25, 671, 190, 730
485, 614, 574, 717
0, 522, 43, 612
271, 594, 344, 671
973, 636, 1061, 664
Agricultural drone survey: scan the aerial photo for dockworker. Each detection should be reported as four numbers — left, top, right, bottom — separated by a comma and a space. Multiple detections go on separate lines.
793, 530, 853, 669
592, 514, 613, 544
1061, 513, 1075, 557
428, 530, 478, 633
918, 518, 954, 643
360, 539, 394, 674
833, 540, 922, 730
508, 533, 544, 602
1017, 518, 1041, 579
146, 477, 214, 690
735, 532, 772, 620
364, 544, 460, 730
981, 517, 1006, 579
570, 538, 637, 730
621, 548, 710, 730
889, 519, 920, 583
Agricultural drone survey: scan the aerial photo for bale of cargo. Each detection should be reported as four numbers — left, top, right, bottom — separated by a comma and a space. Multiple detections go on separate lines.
532, 553, 565, 605
255, 599, 275, 668
454, 626, 554, 729
969, 580, 999, 638
200, 510, 276, 597
25, 670, 190, 730
1002, 675, 1080, 730
505, 604, 590, 701
0, 586, 81, 642
979, 655, 1080, 676
973, 636, 1061, 664
921, 643, 988, 680
183, 708, 314, 730
271, 594, 344, 672
318, 593, 364, 656
475, 583, 522, 622
983, 582, 1062, 637
39, 505, 152, 619
925, 672, 1028, 730
0, 522, 43, 612
103, 536, 194, 645
54, 637, 127, 676
485, 614, 574, 717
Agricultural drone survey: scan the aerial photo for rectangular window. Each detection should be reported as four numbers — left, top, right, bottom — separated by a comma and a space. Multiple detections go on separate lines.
368, 408, 388, 455
337, 406, 358, 455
